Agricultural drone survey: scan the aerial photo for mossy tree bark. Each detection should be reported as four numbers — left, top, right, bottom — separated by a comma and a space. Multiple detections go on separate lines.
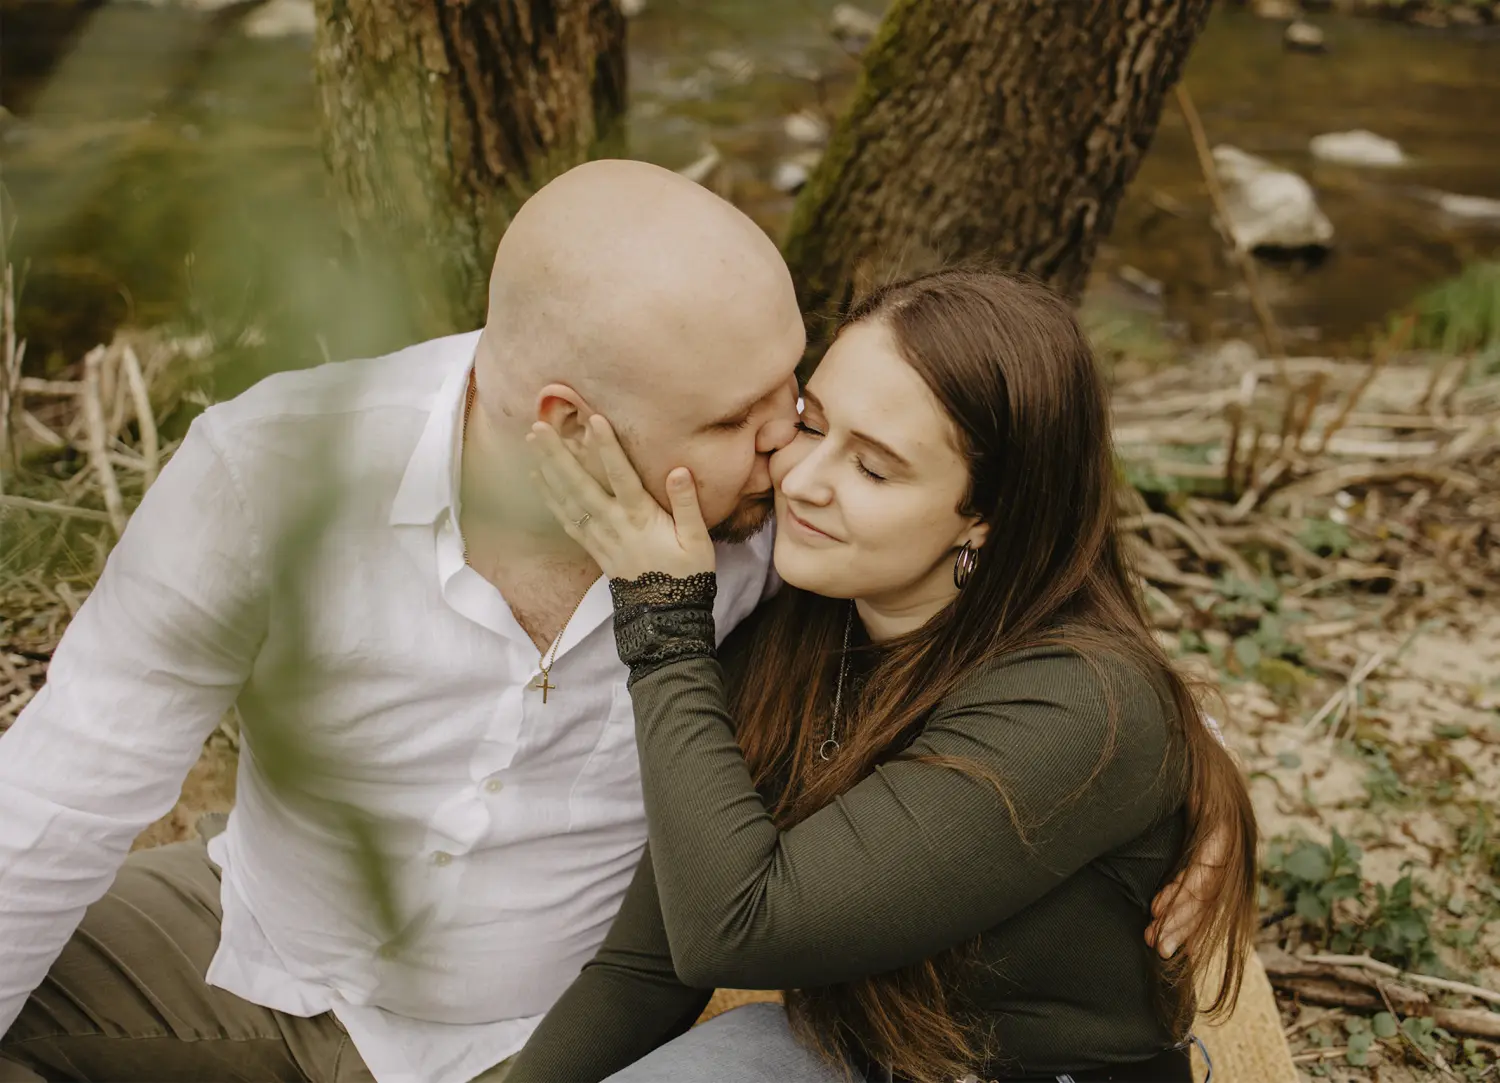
312, 0, 626, 342
784, 0, 1211, 343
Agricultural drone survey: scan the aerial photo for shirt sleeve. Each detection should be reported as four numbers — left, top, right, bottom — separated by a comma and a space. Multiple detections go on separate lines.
506, 846, 711, 1083
0, 412, 268, 1034
624, 647, 1179, 992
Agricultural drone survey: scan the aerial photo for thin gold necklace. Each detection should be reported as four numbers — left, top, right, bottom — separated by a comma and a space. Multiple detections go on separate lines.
461, 370, 589, 704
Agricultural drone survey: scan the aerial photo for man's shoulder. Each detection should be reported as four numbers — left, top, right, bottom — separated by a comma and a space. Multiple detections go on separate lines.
204, 330, 479, 437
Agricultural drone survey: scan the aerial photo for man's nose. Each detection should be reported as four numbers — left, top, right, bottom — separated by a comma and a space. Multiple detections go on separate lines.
756, 377, 800, 453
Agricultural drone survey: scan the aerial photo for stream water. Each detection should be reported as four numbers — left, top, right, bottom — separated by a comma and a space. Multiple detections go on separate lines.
2, 2, 1498, 374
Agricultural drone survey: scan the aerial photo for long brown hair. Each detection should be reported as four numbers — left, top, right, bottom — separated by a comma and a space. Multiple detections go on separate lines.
733, 268, 1257, 1083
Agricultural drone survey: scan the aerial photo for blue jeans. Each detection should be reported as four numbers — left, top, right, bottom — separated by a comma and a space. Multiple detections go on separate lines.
601, 1004, 848, 1083
599, 1004, 1210, 1083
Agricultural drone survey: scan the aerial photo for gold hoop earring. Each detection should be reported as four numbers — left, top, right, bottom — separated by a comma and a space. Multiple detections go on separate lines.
953, 541, 979, 589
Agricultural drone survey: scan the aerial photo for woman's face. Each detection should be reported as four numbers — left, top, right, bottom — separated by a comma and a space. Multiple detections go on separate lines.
770, 319, 985, 617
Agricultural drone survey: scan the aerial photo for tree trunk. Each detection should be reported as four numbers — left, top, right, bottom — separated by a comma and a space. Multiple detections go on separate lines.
784, 0, 1211, 341
312, 0, 626, 342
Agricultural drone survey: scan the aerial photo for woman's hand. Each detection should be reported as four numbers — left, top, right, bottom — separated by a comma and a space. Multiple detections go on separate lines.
528, 415, 715, 581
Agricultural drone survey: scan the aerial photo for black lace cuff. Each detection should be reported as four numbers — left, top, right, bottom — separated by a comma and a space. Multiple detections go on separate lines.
609, 571, 719, 685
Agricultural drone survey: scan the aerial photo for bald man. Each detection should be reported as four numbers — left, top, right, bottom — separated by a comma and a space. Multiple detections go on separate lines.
0, 161, 804, 1083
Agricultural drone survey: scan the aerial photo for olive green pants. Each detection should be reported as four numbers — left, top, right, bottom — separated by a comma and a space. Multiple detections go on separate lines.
0, 840, 374, 1083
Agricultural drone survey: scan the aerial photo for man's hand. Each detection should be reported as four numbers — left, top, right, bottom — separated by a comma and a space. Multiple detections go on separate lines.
1145, 819, 1232, 958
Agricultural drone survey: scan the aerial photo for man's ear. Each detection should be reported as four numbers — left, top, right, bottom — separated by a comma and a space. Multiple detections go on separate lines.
536, 382, 612, 490
536, 383, 594, 450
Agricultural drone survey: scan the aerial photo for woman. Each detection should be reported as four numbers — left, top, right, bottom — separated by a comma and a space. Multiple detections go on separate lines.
509, 269, 1257, 1083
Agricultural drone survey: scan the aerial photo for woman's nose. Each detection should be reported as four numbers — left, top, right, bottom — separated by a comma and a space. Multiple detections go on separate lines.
777, 446, 833, 506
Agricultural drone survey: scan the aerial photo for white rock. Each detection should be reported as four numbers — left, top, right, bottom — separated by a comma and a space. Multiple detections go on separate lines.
782, 110, 829, 146
1283, 20, 1326, 52
1250, 0, 1299, 18
618, 0, 647, 16
1211, 145, 1334, 252
242, 0, 315, 39
772, 151, 822, 194
1310, 130, 1405, 166
772, 161, 810, 194
1433, 191, 1500, 221
677, 145, 722, 186
830, 4, 882, 47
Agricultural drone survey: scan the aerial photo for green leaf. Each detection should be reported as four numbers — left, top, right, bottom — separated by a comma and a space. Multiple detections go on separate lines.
1284, 843, 1332, 883
1277, 751, 1302, 770
1400, 1016, 1437, 1050
1296, 891, 1330, 922
1325, 873, 1363, 901
1372, 1012, 1398, 1038
1435, 723, 1469, 739
1233, 635, 1262, 671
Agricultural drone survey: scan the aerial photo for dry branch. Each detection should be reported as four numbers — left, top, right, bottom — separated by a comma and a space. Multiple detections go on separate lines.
1263, 950, 1500, 1042
80, 346, 127, 537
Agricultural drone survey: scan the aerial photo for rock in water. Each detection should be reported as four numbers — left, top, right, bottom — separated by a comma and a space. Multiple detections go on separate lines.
1250, 0, 1299, 18
1310, 130, 1405, 167
1211, 145, 1334, 253
677, 145, 722, 187
830, 4, 882, 51
783, 110, 830, 146
772, 151, 823, 195
772, 161, 810, 194
242, 0, 314, 39
1432, 191, 1500, 221
1283, 20, 1326, 52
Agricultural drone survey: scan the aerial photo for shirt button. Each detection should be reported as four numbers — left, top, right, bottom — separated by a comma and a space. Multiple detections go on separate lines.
431, 851, 453, 867
484, 778, 503, 794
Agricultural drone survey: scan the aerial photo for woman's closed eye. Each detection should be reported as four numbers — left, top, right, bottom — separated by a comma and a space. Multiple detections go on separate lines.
796, 421, 888, 482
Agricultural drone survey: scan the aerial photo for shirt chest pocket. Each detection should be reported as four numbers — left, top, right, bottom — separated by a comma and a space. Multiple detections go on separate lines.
567, 682, 644, 831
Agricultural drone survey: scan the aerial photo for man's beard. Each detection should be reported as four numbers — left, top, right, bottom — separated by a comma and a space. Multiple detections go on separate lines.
708, 490, 775, 544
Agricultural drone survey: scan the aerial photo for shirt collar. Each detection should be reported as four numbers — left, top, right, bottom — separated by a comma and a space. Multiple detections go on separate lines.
389, 331, 482, 528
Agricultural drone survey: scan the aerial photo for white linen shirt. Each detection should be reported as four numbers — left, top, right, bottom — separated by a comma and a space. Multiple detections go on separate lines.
0, 330, 777, 1083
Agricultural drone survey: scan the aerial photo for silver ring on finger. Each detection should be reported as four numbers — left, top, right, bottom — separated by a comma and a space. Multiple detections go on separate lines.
572, 512, 592, 529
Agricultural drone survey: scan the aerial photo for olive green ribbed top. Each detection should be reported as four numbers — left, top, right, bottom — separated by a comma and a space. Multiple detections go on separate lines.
509, 621, 1188, 1082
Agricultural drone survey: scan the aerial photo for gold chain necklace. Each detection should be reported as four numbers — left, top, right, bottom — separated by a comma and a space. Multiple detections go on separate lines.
461, 370, 589, 704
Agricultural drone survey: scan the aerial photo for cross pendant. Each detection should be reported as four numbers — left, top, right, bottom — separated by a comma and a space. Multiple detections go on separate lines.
530, 673, 556, 704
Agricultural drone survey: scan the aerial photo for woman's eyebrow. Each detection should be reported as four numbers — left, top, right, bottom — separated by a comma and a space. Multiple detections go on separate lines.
801, 389, 913, 470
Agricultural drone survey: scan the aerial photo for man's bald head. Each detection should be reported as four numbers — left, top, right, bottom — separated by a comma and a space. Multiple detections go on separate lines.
479, 159, 799, 426
471, 159, 805, 538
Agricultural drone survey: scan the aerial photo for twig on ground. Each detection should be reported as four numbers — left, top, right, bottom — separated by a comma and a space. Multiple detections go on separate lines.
119, 344, 159, 488
1305, 954, 1500, 1008
1303, 650, 1386, 734
1227, 457, 1290, 521
1377, 979, 1460, 1079
0, 494, 115, 523
81, 345, 127, 537
1263, 951, 1500, 1042
1312, 317, 1412, 456
1290, 1046, 1350, 1064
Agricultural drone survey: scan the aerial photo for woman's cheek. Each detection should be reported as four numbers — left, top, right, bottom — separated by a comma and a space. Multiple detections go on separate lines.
769, 437, 809, 487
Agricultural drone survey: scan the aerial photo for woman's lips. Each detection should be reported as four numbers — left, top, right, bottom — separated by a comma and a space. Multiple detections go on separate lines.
785, 506, 839, 542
